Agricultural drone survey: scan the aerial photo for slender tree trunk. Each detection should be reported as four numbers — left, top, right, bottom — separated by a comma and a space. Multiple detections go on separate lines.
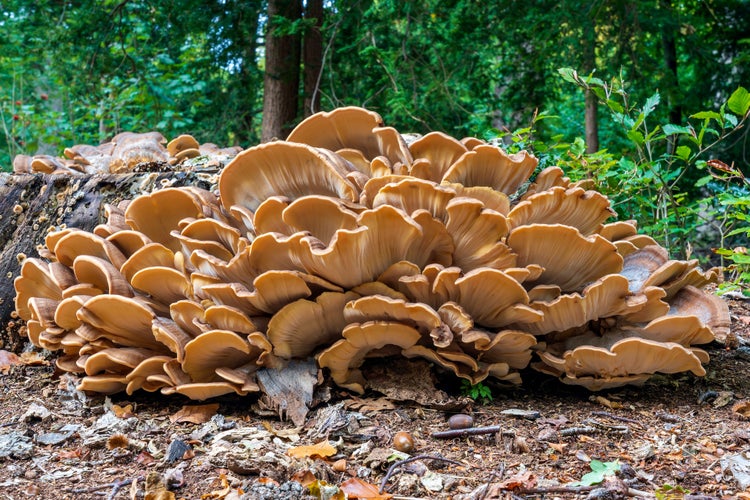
237, 2, 262, 145
583, 16, 599, 154
303, 0, 323, 117
661, 0, 681, 155
261, 0, 302, 142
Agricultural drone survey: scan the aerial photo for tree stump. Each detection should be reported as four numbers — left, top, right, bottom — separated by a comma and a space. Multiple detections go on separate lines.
0, 169, 220, 351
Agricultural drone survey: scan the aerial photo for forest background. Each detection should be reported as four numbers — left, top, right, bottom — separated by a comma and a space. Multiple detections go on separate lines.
1, 0, 749, 290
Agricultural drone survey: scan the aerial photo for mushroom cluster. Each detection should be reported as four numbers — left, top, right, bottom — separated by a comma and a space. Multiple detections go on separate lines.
14, 107, 730, 399
13, 132, 241, 174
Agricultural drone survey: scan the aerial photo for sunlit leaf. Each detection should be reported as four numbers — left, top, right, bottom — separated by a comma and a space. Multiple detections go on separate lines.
727, 86, 750, 115
340, 478, 393, 499
287, 440, 337, 459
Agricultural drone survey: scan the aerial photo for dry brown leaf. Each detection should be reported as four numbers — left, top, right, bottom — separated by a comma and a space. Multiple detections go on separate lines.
291, 469, 316, 487
339, 478, 393, 499
732, 400, 750, 420
497, 470, 536, 490
344, 397, 396, 413
169, 403, 220, 424
589, 395, 623, 409
201, 473, 235, 499
0, 350, 21, 374
287, 439, 337, 459
19, 351, 48, 366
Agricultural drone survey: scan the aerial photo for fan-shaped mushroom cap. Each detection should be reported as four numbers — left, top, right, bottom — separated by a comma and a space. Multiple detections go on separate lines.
165, 382, 247, 400
131, 266, 191, 304
53, 230, 127, 269
151, 317, 195, 362
182, 330, 253, 381
73, 255, 133, 297
203, 305, 261, 334
508, 187, 614, 235
442, 146, 537, 195
623, 315, 714, 346
287, 106, 385, 160
669, 286, 730, 342
402, 344, 498, 385
444, 197, 515, 271
372, 178, 455, 220
538, 337, 706, 386
126, 355, 174, 394
268, 291, 359, 358
523, 274, 645, 335
473, 330, 537, 369
77, 375, 128, 395
408, 132, 468, 183
105, 230, 153, 257
125, 188, 208, 251
620, 245, 668, 293
219, 142, 359, 212
318, 321, 422, 394
508, 224, 623, 291
453, 268, 540, 328
600, 220, 638, 241
120, 243, 176, 282
282, 195, 360, 244
14, 260, 65, 321
76, 295, 164, 350
174, 218, 242, 260
84, 347, 158, 376
170, 300, 207, 337
522, 166, 570, 198
167, 134, 200, 157
344, 295, 443, 337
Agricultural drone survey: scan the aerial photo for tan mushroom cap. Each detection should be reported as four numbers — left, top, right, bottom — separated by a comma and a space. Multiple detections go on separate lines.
120, 243, 176, 282
442, 145, 537, 195
164, 382, 247, 400
105, 230, 153, 257
318, 321, 422, 394
77, 375, 128, 395
522, 166, 571, 198
268, 291, 359, 358
131, 266, 191, 304
170, 300, 208, 337
408, 132, 468, 183
76, 295, 164, 351
507, 186, 615, 235
14, 260, 65, 321
287, 106, 385, 160
473, 330, 537, 369
402, 345, 499, 385
125, 188, 209, 252
53, 230, 127, 269
372, 178, 455, 220
343, 295, 443, 337
281, 195, 360, 245
73, 255, 133, 297
204, 305, 261, 334
174, 218, 242, 261
125, 355, 174, 394
83, 347, 158, 376
219, 141, 359, 212
623, 315, 714, 346
372, 126, 413, 167
444, 197, 515, 271
600, 220, 638, 241
620, 245, 668, 293
167, 134, 200, 157
252, 196, 292, 235
508, 224, 623, 292
182, 330, 253, 382
454, 268, 541, 328
669, 286, 731, 342
523, 274, 645, 335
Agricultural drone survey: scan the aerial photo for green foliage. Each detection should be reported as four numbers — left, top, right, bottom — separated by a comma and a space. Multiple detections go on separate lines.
460, 380, 493, 403
572, 460, 620, 486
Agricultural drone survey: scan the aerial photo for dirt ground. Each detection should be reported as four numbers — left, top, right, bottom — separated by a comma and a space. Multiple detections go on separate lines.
1, 296, 749, 500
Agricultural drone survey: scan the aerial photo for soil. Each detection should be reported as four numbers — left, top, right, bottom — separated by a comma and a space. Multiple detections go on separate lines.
1, 296, 749, 500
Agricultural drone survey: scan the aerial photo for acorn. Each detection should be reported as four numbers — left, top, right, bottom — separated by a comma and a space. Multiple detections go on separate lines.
393, 431, 415, 453
448, 413, 474, 429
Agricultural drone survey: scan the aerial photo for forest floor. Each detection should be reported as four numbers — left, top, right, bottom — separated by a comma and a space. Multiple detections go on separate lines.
1, 295, 749, 500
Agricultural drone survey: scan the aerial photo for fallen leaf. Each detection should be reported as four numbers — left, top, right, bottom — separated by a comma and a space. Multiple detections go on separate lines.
170, 403, 220, 424
136, 450, 156, 465
291, 469, 316, 487
287, 439, 337, 459
548, 442, 567, 453
0, 350, 21, 373
732, 400, 750, 420
344, 397, 396, 413
19, 351, 48, 366
589, 395, 623, 409
339, 478, 392, 499
497, 470, 536, 490
201, 473, 233, 499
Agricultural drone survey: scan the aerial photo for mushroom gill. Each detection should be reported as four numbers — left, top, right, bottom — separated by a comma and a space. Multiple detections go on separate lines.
13, 106, 729, 400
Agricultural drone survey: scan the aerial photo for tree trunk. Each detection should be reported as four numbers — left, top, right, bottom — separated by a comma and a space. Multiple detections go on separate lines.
261, 0, 302, 142
661, 0, 681, 155
583, 16, 599, 154
303, 0, 324, 117
237, 2, 263, 145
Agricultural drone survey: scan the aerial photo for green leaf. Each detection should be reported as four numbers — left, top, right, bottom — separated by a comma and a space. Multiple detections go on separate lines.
573, 460, 620, 486
606, 99, 624, 113
558, 68, 579, 84
662, 124, 692, 136
643, 93, 660, 117
675, 145, 691, 161
727, 86, 750, 115
695, 175, 712, 187
690, 111, 722, 121
627, 129, 644, 146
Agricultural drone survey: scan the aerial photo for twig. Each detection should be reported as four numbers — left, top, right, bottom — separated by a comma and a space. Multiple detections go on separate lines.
63, 476, 140, 498
431, 425, 502, 439
591, 411, 640, 424
379, 455, 464, 493
559, 425, 597, 436
107, 477, 137, 500
477, 463, 504, 500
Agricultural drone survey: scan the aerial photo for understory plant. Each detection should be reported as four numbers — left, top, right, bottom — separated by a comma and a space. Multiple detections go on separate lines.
501, 70, 749, 292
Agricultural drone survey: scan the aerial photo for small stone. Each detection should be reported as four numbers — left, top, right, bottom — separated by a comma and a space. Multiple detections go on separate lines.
22, 402, 52, 422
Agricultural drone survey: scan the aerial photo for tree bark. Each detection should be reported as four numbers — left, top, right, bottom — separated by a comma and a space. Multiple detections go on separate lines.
582, 16, 599, 154
261, 0, 302, 142
303, 0, 324, 117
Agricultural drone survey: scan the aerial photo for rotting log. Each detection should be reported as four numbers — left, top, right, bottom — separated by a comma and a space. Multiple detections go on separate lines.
0, 168, 221, 351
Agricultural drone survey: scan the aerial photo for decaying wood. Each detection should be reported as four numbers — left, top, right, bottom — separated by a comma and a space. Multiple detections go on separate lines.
256, 358, 320, 427
0, 169, 220, 350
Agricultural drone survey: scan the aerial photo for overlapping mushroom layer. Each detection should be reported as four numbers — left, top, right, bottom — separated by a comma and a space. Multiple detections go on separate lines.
13, 132, 241, 174
14, 106, 730, 397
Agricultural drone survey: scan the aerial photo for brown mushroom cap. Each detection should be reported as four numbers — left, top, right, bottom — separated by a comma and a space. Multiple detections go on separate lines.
318, 321, 422, 394
508, 224, 623, 291
408, 132, 468, 183
441, 145, 537, 195
219, 141, 359, 212
167, 134, 200, 156
181, 330, 253, 381
76, 295, 164, 351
